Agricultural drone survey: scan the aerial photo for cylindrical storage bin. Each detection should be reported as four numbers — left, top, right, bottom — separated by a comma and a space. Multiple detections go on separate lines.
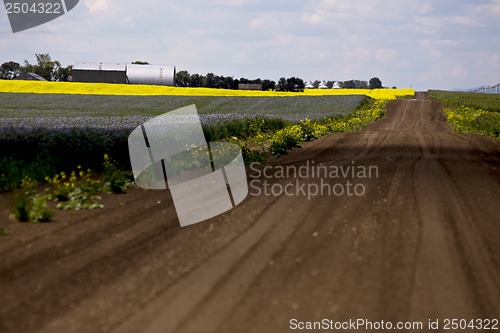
126, 64, 176, 86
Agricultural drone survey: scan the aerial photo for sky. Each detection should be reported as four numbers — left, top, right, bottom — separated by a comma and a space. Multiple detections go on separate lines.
1, 0, 499, 91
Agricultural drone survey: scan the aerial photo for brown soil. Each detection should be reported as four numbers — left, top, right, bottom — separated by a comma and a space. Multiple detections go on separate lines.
0, 93, 499, 333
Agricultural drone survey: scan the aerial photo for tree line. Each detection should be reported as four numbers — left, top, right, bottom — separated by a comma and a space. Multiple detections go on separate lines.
175, 71, 383, 91
1, 54, 383, 90
1, 54, 72, 81
175, 70, 309, 92
309, 78, 382, 89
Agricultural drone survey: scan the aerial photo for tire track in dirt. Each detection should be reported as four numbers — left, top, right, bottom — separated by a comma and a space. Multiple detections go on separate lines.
0, 93, 498, 333
0, 191, 181, 333
410, 129, 478, 319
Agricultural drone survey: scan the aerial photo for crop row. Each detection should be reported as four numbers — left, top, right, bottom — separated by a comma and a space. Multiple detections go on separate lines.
442, 106, 500, 140
429, 90, 500, 113
0, 93, 364, 119
429, 90, 500, 140
0, 80, 414, 99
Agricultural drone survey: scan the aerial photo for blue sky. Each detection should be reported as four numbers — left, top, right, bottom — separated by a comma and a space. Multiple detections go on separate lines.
1, 0, 499, 90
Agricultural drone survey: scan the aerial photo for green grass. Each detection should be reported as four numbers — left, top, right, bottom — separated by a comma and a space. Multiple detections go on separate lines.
430, 90, 500, 140
429, 90, 500, 113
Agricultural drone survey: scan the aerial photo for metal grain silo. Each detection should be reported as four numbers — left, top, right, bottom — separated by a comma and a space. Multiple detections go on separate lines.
126, 64, 176, 86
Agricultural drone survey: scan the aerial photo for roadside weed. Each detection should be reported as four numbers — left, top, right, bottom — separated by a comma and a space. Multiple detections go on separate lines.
12, 177, 54, 223
103, 154, 134, 194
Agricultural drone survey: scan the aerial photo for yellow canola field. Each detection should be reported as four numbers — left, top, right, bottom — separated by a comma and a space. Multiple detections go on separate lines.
0, 80, 414, 100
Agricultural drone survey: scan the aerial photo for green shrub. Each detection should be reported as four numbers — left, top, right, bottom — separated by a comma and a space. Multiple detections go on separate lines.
268, 99, 388, 156
269, 125, 304, 155
56, 188, 103, 210
29, 194, 54, 222
46, 165, 104, 210
443, 106, 500, 140
223, 137, 267, 164
203, 117, 287, 142
13, 191, 30, 222
12, 178, 54, 223
103, 154, 134, 194
298, 118, 318, 141
472, 112, 500, 138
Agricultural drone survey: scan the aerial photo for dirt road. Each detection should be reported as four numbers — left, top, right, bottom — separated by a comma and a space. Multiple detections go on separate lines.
1, 93, 499, 332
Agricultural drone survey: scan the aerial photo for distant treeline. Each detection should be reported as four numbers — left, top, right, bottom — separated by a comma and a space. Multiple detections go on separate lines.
175, 70, 305, 92
0, 54, 72, 81
175, 70, 383, 91
1, 53, 383, 90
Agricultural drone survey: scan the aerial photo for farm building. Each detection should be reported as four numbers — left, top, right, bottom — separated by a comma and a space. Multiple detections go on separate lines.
332, 81, 341, 89
305, 81, 314, 89
13, 72, 46, 81
238, 83, 263, 90
72, 62, 127, 84
72, 62, 176, 86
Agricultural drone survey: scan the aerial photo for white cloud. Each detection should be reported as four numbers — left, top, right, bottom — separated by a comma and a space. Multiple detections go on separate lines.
300, 12, 324, 25
450, 64, 469, 80
85, 0, 110, 13
475, 0, 500, 15
249, 14, 280, 30
0, 0, 499, 90
375, 48, 399, 63
448, 16, 478, 26
301, 0, 434, 26
0, 38, 8, 50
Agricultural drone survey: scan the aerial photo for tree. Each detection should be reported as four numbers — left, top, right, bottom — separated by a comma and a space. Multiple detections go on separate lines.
2, 55, 70, 81
55, 65, 72, 81
20, 59, 35, 74
35, 53, 61, 80
355, 80, 369, 89
286, 77, 304, 92
205, 73, 216, 88
276, 77, 287, 91
341, 80, 356, 89
369, 77, 382, 89
223, 76, 236, 89
175, 70, 191, 87
275, 77, 304, 92
20, 54, 61, 81
262, 79, 275, 91
0, 61, 21, 79
190, 73, 205, 87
